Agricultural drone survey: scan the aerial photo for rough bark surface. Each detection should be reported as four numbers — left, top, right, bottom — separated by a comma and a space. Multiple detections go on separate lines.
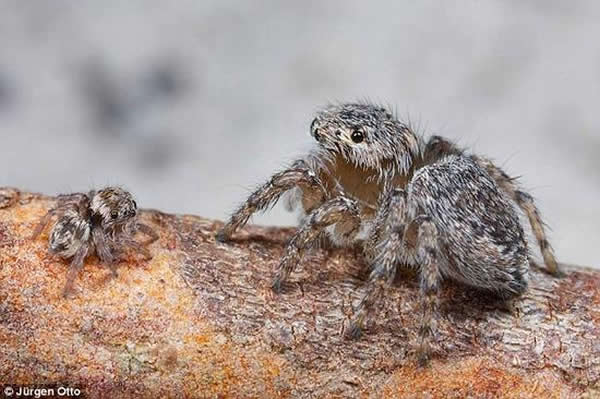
0, 189, 598, 398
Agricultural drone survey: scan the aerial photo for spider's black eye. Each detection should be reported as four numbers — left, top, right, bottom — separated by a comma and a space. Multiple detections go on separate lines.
310, 118, 321, 141
350, 129, 364, 143
132, 200, 137, 209
110, 210, 119, 219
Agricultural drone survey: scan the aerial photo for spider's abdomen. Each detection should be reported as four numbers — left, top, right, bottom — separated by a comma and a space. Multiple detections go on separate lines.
49, 209, 91, 259
408, 155, 529, 296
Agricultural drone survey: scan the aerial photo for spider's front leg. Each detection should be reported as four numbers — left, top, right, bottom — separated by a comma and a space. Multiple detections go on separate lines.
136, 222, 159, 246
349, 187, 408, 337
349, 185, 442, 367
63, 244, 90, 298
107, 228, 154, 263
272, 196, 360, 292
118, 236, 153, 261
92, 228, 118, 277
216, 160, 327, 242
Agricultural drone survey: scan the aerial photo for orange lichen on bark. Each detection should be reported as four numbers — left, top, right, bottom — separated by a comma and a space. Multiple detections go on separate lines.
0, 190, 599, 398
383, 357, 573, 398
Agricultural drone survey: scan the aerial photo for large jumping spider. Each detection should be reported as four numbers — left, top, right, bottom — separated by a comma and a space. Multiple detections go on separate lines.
216, 102, 562, 365
32, 187, 158, 297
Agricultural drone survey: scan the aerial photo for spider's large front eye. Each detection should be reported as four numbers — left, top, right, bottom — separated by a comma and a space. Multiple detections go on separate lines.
351, 129, 364, 143
110, 210, 119, 219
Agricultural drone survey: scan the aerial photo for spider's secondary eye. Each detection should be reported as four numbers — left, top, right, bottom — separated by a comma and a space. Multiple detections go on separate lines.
110, 210, 119, 219
310, 118, 321, 141
132, 200, 137, 209
351, 129, 364, 143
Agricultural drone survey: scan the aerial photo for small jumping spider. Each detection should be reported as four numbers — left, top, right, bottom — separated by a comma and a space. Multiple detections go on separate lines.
217, 102, 562, 365
32, 187, 158, 297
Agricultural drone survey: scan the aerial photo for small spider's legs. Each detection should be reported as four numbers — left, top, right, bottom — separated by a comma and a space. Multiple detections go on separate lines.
31, 208, 61, 240
91, 228, 117, 277
118, 236, 153, 261
474, 156, 562, 277
272, 196, 360, 292
63, 244, 89, 298
351, 188, 408, 337
414, 216, 441, 367
136, 222, 159, 245
216, 160, 327, 242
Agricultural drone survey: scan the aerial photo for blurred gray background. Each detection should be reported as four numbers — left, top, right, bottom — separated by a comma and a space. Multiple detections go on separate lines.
0, 1, 598, 267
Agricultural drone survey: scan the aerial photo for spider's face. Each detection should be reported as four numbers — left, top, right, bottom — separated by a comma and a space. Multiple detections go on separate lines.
310, 103, 419, 174
90, 187, 138, 229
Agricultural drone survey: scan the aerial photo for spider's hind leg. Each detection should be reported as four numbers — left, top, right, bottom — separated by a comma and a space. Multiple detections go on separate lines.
423, 137, 561, 277
473, 156, 562, 277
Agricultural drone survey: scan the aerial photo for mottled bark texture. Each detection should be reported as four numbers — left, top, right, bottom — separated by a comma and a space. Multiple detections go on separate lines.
0, 189, 598, 398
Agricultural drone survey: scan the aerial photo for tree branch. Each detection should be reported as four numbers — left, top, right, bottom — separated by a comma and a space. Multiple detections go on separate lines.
0, 189, 598, 398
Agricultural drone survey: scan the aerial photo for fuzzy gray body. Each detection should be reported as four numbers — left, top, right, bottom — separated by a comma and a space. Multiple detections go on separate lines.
408, 155, 528, 296
32, 187, 157, 297
217, 102, 560, 366
49, 205, 91, 258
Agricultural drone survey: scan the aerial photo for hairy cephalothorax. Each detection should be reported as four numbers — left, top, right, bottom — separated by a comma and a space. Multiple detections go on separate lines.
31, 187, 158, 297
216, 102, 562, 366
